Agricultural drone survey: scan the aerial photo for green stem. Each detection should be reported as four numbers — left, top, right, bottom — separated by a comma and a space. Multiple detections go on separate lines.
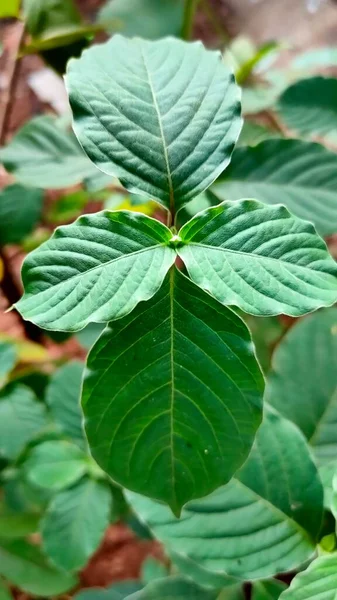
181, 0, 199, 40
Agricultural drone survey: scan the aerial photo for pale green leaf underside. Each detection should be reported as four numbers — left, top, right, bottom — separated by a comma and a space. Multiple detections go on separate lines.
15, 210, 175, 331
82, 268, 263, 515
210, 139, 337, 236
178, 199, 337, 317
127, 410, 323, 580
65, 35, 242, 211
266, 308, 337, 466
277, 76, 337, 140
24, 440, 88, 491
42, 477, 111, 571
127, 576, 218, 599
279, 554, 337, 600
0, 385, 48, 459
46, 361, 85, 445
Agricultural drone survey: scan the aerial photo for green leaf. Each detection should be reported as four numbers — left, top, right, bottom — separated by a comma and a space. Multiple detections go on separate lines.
46, 190, 90, 224
46, 362, 85, 445
0, 116, 97, 189
76, 323, 105, 350
278, 554, 337, 600
74, 581, 143, 600
23, 0, 82, 38
16, 210, 176, 331
0, 579, 12, 600
24, 440, 88, 491
0, 385, 48, 460
292, 47, 337, 70
42, 477, 111, 571
178, 199, 337, 317
210, 139, 337, 237
277, 77, 337, 141
82, 267, 263, 515
0, 539, 78, 596
141, 557, 168, 584
265, 308, 337, 466
237, 122, 279, 147
65, 35, 242, 212
0, 0, 20, 17
0, 343, 17, 388
252, 581, 287, 600
127, 409, 323, 580
97, 0, 184, 39
0, 513, 39, 539
127, 576, 218, 599
0, 185, 43, 246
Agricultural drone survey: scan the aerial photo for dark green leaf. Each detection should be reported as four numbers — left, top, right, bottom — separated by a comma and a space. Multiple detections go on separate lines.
127, 410, 323, 580
0, 185, 43, 246
210, 139, 337, 236
279, 554, 337, 600
252, 581, 287, 600
65, 35, 242, 212
16, 211, 175, 331
0, 578, 12, 600
24, 440, 88, 491
46, 362, 84, 445
83, 268, 263, 515
178, 199, 337, 316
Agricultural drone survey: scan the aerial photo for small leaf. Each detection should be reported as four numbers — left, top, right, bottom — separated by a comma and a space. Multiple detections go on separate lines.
0, 343, 17, 388
42, 477, 111, 571
74, 581, 143, 600
0, 185, 43, 246
82, 268, 263, 515
277, 76, 337, 141
279, 554, 337, 600
127, 576, 218, 599
0, 385, 48, 460
16, 211, 176, 331
0, 116, 97, 189
210, 139, 337, 236
0, 539, 78, 596
65, 35, 242, 212
0, 513, 39, 539
252, 581, 287, 600
178, 199, 337, 317
24, 440, 88, 491
127, 410, 323, 580
46, 362, 85, 446
97, 0, 184, 39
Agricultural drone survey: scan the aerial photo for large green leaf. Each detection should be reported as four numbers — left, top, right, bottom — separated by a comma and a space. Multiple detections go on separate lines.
24, 440, 88, 491
83, 268, 263, 515
74, 581, 143, 600
209, 139, 337, 236
127, 576, 218, 599
277, 77, 337, 140
266, 308, 337, 466
127, 410, 323, 580
0, 185, 43, 246
0, 116, 97, 189
0, 343, 17, 388
0, 386, 48, 460
0, 540, 78, 596
97, 0, 184, 39
42, 477, 111, 571
279, 554, 337, 600
46, 362, 84, 445
178, 199, 337, 317
15, 211, 175, 331
252, 581, 287, 600
65, 35, 242, 212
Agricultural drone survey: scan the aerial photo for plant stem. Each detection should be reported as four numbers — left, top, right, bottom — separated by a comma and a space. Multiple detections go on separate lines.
181, 0, 199, 40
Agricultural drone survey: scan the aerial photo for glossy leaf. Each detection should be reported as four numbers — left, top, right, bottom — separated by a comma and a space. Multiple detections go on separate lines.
0, 540, 78, 596
279, 554, 337, 600
0, 116, 96, 189
74, 581, 143, 600
66, 35, 242, 212
178, 199, 337, 317
24, 440, 88, 491
0, 343, 17, 388
82, 268, 263, 515
127, 410, 323, 580
210, 139, 337, 236
127, 577, 218, 599
16, 211, 176, 331
42, 477, 111, 571
252, 581, 287, 600
46, 362, 84, 445
0, 185, 43, 246
0, 386, 48, 460
277, 77, 337, 140
97, 0, 184, 39
266, 308, 337, 466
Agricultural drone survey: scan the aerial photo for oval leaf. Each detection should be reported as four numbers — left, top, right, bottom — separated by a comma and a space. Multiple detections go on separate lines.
15, 211, 175, 331
65, 35, 242, 211
42, 477, 111, 571
279, 554, 337, 600
24, 440, 88, 491
127, 410, 323, 580
82, 268, 263, 515
46, 361, 85, 445
210, 139, 337, 237
178, 199, 337, 316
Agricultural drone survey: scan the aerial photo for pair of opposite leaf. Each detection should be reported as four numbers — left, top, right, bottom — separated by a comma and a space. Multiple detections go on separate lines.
15, 35, 337, 515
